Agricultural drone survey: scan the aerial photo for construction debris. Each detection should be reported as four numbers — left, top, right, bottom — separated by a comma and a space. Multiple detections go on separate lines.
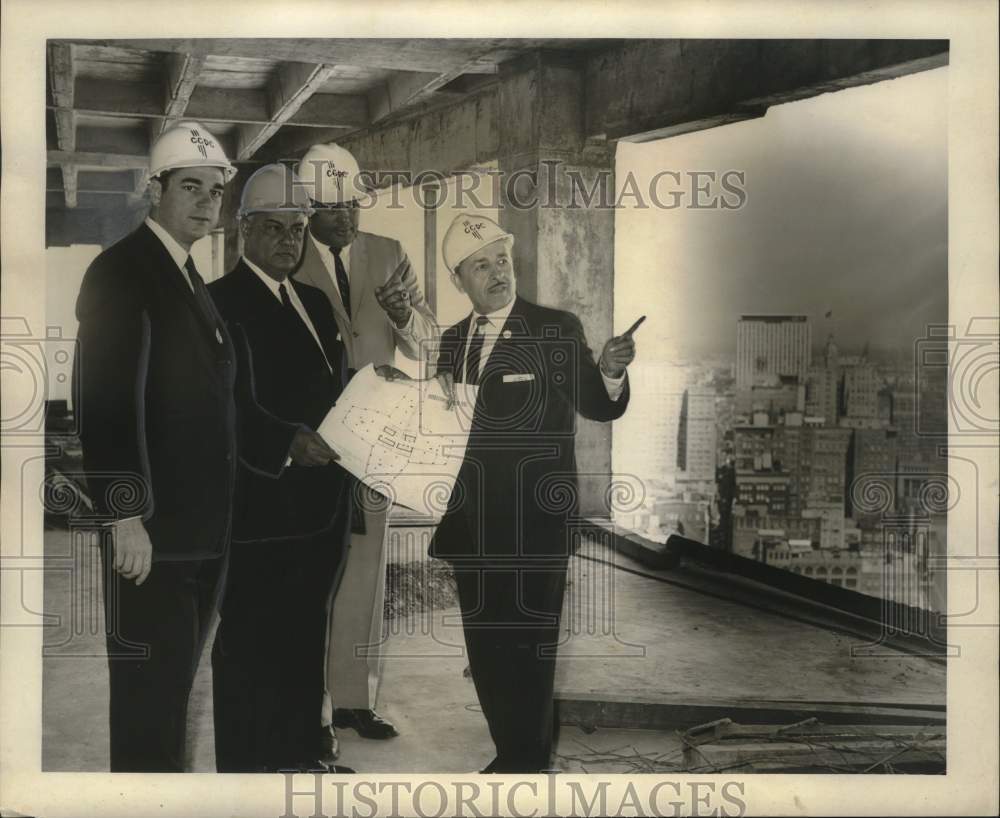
680, 717, 945, 773
384, 559, 458, 620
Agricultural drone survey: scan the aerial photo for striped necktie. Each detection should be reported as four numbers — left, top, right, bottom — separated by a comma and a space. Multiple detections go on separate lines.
330, 246, 351, 319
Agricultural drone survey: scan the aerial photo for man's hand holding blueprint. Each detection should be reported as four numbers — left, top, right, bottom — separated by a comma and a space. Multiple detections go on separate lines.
317, 364, 477, 518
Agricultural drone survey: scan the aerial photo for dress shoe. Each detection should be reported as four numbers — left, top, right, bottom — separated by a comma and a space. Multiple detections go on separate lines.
319, 724, 340, 764
332, 708, 399, 739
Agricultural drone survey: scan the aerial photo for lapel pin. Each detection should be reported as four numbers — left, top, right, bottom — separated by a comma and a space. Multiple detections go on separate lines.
502, 330, 512, 339
216, 328, 223, 344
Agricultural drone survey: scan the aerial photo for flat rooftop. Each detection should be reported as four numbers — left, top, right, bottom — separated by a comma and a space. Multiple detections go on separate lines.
42, 528, 944, 773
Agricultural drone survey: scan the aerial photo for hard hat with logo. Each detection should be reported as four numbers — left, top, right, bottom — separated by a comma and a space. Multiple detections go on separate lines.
149, 121, 236, 181
442, 213, 515, 273
297, 142, 370, 205
238, 164, 314, 219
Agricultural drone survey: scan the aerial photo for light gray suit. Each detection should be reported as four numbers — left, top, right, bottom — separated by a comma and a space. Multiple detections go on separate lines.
296, 231, 436, 371
295, 230, 438, 712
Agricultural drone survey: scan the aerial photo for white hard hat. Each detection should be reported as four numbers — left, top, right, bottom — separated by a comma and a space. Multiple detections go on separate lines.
297, 142, 370, 205
149, 121, 236, 181
442, 213, 514, 273
238, 164, 314, 219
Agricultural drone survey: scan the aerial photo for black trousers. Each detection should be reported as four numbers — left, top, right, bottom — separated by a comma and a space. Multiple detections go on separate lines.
452, 561, 568, 774
100, 542, 224, 772
212, 527, 346, 772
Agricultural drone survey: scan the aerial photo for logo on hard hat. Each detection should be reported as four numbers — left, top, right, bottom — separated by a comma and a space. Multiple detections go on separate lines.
324, 163, 348, 179
189, 129, 217, 160
324, 162, 348, 200
463, 220, 486, 241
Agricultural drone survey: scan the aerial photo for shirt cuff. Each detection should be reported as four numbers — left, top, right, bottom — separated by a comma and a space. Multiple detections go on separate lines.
108, 515, 146, 530
390, 308, 416, 337
602, 370, 626, 401
284, 429, 302, 469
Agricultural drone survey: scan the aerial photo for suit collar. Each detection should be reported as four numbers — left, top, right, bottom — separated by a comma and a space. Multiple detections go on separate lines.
135, 222, 222, 342
242, 256, 291, 303
472, 294, 531, 340
230, 259, 286, 314
301, 232, 355, 325
230, 260, 338, 371
463, 294, 526, 330
143, 216, 190, 273
470, 294, 516, 329
348, 236, 367, 315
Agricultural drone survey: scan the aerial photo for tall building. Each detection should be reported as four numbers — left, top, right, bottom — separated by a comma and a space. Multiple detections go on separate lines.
677, 387, 717, 482
613, 362, 689, 486
732, 419, 851, 552
843, 359, 881, 420
798, 427, 853, 509
736, 315, 811, 390
805, 335, 841, 424
848, 427, 899, 523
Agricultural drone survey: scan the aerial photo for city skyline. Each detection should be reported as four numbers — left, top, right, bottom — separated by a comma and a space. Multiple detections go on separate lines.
611, 303, 947, 613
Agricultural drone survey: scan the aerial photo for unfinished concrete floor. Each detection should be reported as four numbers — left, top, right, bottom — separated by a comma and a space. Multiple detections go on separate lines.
42, 527, 944, 772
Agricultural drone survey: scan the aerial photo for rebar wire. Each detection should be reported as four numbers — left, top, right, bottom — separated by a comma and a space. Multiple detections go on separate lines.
678, 722, 944, 774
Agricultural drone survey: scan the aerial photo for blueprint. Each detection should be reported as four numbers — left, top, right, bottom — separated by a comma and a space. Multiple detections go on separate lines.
317, 364, 477, 518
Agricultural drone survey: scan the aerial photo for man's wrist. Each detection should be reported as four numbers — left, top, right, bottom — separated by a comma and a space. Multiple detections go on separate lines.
600, 359, 624, 378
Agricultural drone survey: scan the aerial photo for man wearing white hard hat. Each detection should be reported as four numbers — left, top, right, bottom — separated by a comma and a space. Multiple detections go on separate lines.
294, 142, 438, 748
74, 123, 301, 771
429, 213, 637, 773
206, 164, 356, 772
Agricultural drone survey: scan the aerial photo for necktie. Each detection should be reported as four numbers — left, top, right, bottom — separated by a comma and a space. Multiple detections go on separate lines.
330, 246, 351, 320
183, 254, 205, 296
278, 282, 295, 312
465, 316, 490, 385
184, 256, 223, 343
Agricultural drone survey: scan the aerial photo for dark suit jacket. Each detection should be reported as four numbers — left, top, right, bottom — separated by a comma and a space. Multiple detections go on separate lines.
74, 223, 295, 560
429, 296, 630, 562
208, 260, 351, 542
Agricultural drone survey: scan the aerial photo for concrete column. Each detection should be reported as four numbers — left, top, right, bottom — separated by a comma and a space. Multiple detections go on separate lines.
100, 203, 147, 249
496, 51, 618, 518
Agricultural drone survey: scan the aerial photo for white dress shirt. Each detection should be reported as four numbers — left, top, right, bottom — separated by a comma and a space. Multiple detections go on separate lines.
460, 297, 626, 400
145, 217, 194, 291
309, 233, 416, 337
243, 257, 332, 373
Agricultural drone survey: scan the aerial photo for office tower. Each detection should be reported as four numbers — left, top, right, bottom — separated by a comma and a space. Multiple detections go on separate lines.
736, 315, 811, 390
804, 334, 842, 425
613, 361, 689, 486
843, 360, 881, 420
677, 387, 718, 481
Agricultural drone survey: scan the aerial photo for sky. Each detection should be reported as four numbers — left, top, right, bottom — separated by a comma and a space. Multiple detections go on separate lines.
614, 66, 948, 361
